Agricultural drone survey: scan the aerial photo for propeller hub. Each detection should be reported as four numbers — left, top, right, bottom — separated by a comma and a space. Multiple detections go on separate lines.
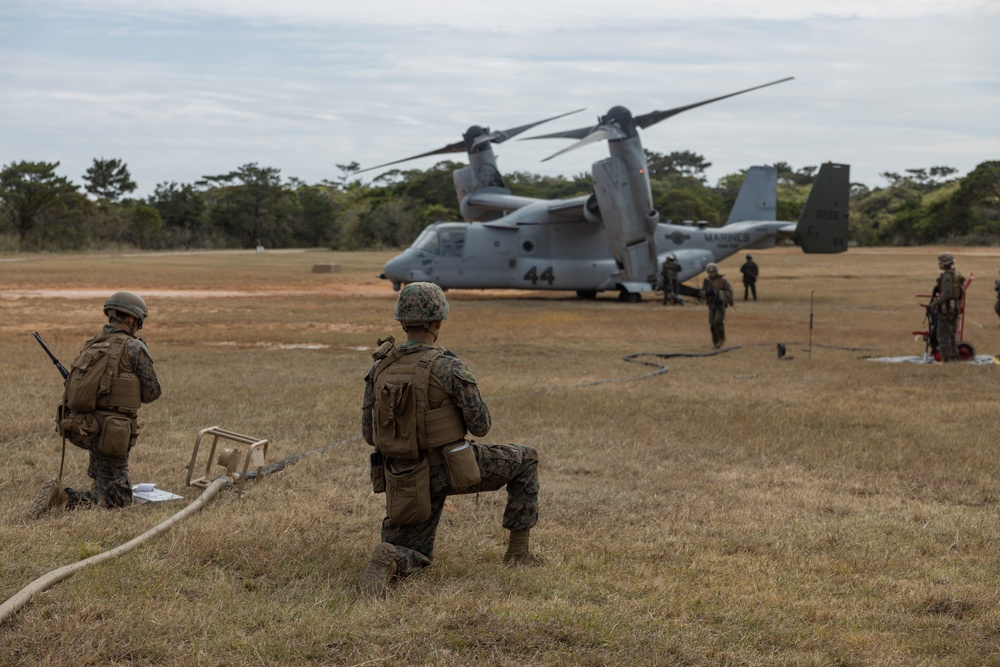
464, 125, 492, 152
599, 106, 638, 139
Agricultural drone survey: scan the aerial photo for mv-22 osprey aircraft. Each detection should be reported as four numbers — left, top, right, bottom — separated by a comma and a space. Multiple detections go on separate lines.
366, 77, 849, 301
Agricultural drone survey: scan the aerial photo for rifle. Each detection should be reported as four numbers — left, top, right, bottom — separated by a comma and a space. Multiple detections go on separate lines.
33, 332, 69, 380
703, 285, 722, 307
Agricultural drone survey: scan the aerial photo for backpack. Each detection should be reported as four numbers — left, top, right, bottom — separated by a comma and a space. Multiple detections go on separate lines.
63, 333, 139, 413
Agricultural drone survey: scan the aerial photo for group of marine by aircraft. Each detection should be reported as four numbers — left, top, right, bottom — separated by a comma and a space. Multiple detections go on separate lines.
360, 77, 850, 302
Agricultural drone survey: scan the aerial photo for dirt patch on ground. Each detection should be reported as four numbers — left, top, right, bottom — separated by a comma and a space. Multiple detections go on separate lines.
0, 287, 389, 299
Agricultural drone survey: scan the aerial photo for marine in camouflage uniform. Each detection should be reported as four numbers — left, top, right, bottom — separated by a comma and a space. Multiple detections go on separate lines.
930, 253, 963, 363
660, 254, 682, 305
701, 263, 734, 348
740, 254, 759, 301
32, 292, 161, 516
361, 282, 540, 596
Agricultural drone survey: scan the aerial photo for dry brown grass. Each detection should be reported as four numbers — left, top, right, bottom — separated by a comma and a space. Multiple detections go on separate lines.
2, 247, 1000, 666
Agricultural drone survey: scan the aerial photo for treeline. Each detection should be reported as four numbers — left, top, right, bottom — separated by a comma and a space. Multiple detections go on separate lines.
1, 153, 998, 252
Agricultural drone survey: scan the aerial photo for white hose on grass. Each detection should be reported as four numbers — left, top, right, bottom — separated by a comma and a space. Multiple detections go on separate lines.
0, 476, 230, 625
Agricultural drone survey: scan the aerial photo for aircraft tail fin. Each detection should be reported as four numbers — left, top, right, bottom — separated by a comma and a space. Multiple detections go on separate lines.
726, 166, 777, 224
795, 163, 850, 253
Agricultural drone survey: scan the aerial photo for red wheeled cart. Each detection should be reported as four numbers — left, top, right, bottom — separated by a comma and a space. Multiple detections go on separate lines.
913, 273, 975, 361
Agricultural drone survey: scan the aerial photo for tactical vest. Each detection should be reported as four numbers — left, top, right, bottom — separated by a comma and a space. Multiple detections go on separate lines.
705, 275, 734, 305
371, 345, 467, 459
936, 269, 965, 301
63, 332, 142, 414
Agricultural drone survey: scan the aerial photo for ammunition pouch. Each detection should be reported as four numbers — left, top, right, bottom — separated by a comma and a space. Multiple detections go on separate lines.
384, 456, 431, 526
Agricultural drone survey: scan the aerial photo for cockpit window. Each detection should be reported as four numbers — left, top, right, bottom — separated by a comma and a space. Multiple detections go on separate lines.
439, 228, 465, 257
412, 229, 439, 253
412, 226, 465, 256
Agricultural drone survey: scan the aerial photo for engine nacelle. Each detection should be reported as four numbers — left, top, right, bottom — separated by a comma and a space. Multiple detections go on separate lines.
592, 157, 660, 282
583, 193, 602, 224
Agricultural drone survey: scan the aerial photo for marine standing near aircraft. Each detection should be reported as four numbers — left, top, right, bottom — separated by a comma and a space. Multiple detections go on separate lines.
363, 78, 850, 301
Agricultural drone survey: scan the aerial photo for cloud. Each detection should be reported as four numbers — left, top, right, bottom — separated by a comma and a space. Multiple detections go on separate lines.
2, 1, 998, 196
34, 0, 1000, 25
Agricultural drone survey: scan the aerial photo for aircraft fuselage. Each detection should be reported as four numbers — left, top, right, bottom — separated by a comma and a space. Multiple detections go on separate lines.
381, 217, 788, 293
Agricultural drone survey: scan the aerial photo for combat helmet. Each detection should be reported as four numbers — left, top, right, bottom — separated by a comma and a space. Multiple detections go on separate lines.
104, 291, 148, 328
706, 263, 719, 275
937, 252, 955, 268
394, 282, 449, 323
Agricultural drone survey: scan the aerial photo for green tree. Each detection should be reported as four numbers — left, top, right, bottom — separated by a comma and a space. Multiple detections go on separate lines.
149, 182, 210, 247
656, 182, 722, 223
505, 172, 592, 199
200, 163, 300, 247
0, 161, 79, 240
121, 201, 165, 249
83, 158, 137, 201
936, 161, 1000, 241
644, 150, 711, 182
335, 161, 361, 188
295, 185, 339, 247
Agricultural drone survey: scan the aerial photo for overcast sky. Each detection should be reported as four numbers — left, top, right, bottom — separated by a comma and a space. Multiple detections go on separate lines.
2, 0, 998, 198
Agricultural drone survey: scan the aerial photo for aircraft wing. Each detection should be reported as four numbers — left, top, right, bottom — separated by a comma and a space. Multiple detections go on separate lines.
464, 190, 544, 214
480, 195, 591, 229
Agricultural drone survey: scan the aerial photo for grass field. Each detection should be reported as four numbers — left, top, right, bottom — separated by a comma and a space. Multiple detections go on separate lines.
2, 247, 999, 666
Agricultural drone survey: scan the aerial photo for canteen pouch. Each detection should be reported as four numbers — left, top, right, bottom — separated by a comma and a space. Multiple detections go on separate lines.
441, 440, 481, 491
384, 456, 431, 526
370, 450, 386, 494
97, 415, 133, 457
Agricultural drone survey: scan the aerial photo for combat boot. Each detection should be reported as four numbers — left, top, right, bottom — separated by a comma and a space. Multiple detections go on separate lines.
503, 529, 543, 567
28, 478, 68, 519
361, 542, 398, 598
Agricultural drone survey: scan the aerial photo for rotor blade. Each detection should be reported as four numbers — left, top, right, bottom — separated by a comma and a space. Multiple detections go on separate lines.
633, 77, 794, 129
357, 141, 468, 174
360, 109, 586, 174
521, 125, 596, 141
470, 108, 587, 150
525, 77, 795, 143
540, 125, 627, 162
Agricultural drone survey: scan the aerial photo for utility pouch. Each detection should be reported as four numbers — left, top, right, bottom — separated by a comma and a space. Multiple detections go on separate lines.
441, 440, 481, 492
56, 404, 99, 449
97, 415, 133, 457
373, 381, 419, 459
384, 456, 431, 526
64, 341, 114, 412
369, 450, 386, 494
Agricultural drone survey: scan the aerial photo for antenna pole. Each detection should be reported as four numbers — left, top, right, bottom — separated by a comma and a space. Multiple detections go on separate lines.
808, 291, 815, 360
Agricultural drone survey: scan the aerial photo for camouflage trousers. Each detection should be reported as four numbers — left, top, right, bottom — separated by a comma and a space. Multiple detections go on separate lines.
708, 303, 727, 347
65, 450, 133, 509
937, 313, 959, 362
381, 442, 539, 576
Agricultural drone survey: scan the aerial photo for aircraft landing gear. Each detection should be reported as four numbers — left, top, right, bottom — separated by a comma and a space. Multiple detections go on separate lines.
576, 290, 598, 300
617, 290, 641, 303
